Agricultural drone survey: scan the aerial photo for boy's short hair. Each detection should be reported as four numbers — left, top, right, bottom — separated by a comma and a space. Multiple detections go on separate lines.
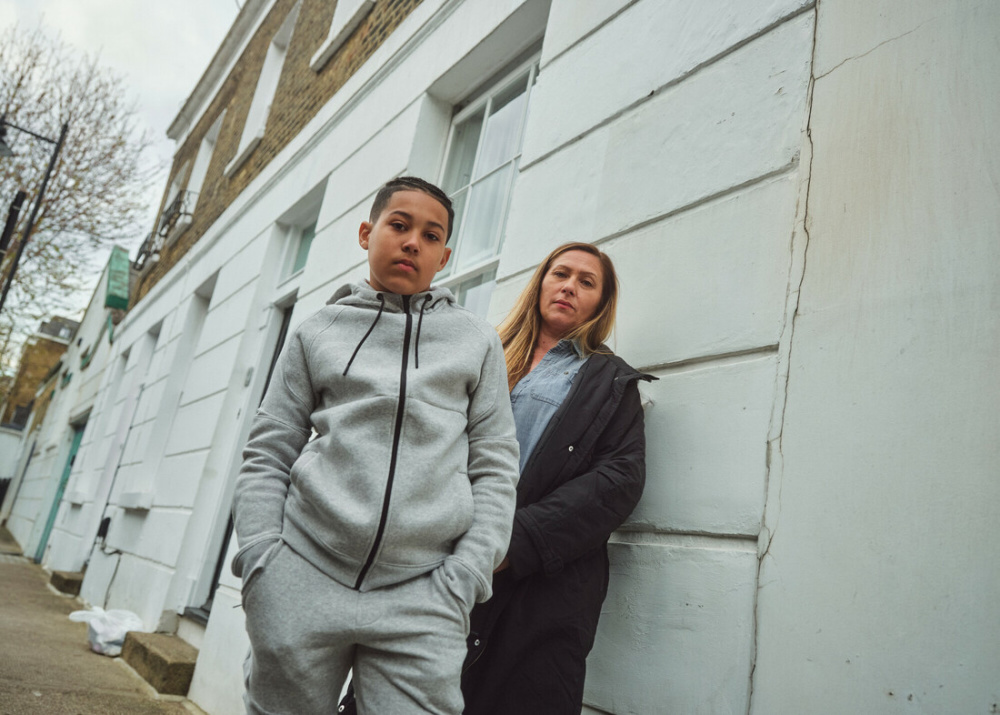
370, 176, 455, 242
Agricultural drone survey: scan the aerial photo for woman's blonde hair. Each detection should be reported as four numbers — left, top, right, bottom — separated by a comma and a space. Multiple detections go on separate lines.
497, 242, 619, 390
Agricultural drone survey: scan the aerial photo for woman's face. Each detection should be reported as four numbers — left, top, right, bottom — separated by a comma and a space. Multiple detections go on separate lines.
538, 250, 604, 339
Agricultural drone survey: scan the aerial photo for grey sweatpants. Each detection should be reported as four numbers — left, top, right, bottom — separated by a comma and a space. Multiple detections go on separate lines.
242, 543, 470, 715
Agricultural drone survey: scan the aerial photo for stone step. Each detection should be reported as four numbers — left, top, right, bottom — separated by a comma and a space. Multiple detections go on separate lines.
49, 570, 84, 596
121, 631, 199, 696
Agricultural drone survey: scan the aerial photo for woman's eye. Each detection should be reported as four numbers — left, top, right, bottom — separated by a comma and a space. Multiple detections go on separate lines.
582, 280, 595, 288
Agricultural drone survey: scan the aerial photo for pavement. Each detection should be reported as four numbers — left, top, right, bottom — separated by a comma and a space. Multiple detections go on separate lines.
0, 526, 207, 715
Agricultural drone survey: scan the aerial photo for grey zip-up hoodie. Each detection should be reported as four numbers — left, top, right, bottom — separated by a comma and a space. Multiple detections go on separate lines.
231, 281, 519, 608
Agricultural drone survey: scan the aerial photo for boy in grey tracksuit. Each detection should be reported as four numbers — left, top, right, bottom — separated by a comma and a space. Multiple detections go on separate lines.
231, 177, 519, 715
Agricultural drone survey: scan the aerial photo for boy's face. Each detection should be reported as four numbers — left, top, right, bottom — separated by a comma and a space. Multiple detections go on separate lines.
359, 190, 452, 295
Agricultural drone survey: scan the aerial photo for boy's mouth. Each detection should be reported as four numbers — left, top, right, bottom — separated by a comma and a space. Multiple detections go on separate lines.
395, 259, 417, 272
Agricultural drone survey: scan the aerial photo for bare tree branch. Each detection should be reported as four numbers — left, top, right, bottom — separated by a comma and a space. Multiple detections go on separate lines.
0, 22, 152, 390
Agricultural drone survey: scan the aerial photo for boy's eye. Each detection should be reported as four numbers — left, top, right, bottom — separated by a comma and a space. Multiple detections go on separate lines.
425, 233, 440, 242
390, 221, 406, 231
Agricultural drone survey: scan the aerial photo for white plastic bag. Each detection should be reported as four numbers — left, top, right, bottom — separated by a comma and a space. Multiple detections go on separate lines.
68, 607, 145, 656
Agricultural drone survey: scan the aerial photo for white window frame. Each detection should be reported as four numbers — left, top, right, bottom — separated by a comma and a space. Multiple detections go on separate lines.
188, 111, 226, 209
225, 4, 301, 177
310, 0, 375, 72
436, 54, 540, 316
281, 219, 318, 281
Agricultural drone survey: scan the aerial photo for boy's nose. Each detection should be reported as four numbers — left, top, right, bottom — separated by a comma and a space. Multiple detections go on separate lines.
401, 231, 420, 252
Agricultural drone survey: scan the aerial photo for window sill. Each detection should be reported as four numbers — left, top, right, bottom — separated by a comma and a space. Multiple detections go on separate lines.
119, 490, 153, 511
65, 490, 87, 506
224, 131, 263, 178
310, 0, 374, 72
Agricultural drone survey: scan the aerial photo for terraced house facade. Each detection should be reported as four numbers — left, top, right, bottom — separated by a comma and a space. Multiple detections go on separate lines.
3, 0, 996, 713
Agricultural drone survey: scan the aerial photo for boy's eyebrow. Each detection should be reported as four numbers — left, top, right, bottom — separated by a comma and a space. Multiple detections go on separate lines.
387, 210, 446, 233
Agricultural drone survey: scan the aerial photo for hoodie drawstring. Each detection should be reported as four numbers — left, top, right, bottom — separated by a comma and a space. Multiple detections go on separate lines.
343, 294, 386, 376
414, 294, 431, 370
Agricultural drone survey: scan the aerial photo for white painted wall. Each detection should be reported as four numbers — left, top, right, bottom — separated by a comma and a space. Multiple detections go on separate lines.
2, 259, 116, 565
15, 1, 996, 713
750, 1, 1000, 712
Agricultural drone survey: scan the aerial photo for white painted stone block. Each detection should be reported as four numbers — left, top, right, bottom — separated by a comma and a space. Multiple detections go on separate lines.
153, 449, 211, 509
188, 587, 249, 715
585, 541, 757, 714
198, 284, 255, 353
80, 547, 120, 608
540, 0, 631, 68
500, 129, 607, 280
182, 334, 242, 407
526, 0, 812, 163
503, 13, 813, 279
45, 529, 83, 572
106, 507, 190, 567
613, 173, 797, 368
813, 0, 946, 78
105, 553, 175, 629
301, 206, 368, 303
164, 392, 226, 456
212, 232, 269, 305
751, 7, 1000, 712
316, 102, 418, 226
486, 271, 532, 328
594, 11, 812, 240
132, 375, 167, 426
629, 354, 775, 536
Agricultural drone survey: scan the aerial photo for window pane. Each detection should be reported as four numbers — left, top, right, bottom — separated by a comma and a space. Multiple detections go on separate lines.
442, 109, 484, 193
437, 188, 467, 279
455, 165, 511, 271
474, 75, 528, 180
291, 221, 316, 274
456, 268, 497, 319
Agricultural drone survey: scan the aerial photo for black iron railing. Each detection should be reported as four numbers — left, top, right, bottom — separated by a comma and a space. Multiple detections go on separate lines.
157, 189, 197, 239
132, 231, 164, 271
133, 189, 199, 271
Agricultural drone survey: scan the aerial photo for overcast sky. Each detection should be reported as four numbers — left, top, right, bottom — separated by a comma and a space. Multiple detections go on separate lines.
0, 0, 239, 260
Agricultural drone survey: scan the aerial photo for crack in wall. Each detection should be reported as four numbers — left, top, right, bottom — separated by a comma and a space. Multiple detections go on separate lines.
746, 3, 821, 713
814, 21, 929, 80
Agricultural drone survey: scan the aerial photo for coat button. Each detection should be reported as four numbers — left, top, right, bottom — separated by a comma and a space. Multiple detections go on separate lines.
474, 639, 480, 646
568, 446, 574, 452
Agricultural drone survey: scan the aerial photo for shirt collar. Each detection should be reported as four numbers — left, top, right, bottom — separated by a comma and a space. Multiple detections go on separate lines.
554, 339, 586, 358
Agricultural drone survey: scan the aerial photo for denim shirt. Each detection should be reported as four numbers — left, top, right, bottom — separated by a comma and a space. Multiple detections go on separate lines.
510, 340, 588, 472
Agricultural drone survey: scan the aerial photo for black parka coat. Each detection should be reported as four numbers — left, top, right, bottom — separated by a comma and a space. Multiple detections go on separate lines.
462, 350, 654, 715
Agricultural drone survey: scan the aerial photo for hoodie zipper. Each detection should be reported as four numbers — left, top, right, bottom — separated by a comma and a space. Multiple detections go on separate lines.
355, 294, 412, 589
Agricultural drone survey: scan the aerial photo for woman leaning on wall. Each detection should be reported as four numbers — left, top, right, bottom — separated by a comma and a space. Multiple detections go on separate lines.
461, 241, 655, 715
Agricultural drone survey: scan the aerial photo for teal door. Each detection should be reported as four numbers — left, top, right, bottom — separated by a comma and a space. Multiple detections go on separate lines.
34, 426, 85, 563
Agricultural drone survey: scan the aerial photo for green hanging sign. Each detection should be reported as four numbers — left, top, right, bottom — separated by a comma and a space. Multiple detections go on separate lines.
105, 246, 130, 311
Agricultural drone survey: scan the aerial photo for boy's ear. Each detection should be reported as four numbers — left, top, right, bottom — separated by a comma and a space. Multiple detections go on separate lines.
358, 221, 372, 250
437, 246, 452, 271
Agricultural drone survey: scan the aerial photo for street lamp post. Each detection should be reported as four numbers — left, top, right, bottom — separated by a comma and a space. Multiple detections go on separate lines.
0, 116, 69, 314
